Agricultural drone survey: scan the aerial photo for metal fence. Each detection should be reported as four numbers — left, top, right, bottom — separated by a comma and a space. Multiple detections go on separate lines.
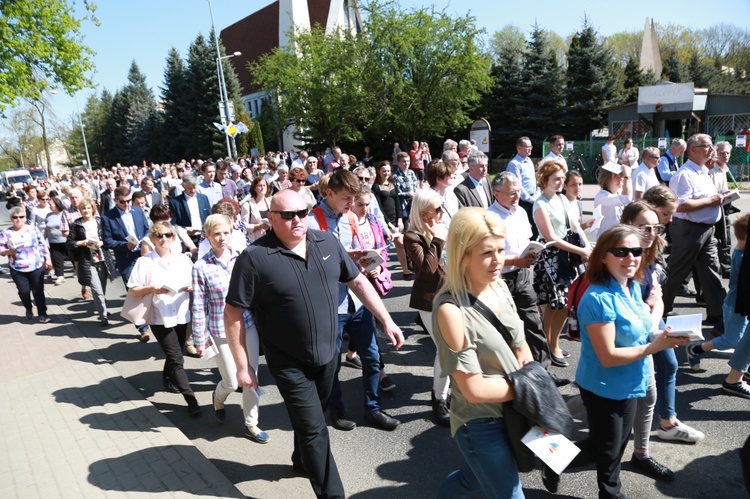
540, 135, 750, 183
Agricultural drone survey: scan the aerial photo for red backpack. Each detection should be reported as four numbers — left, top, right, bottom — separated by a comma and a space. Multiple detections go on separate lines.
566, 274, 590, 341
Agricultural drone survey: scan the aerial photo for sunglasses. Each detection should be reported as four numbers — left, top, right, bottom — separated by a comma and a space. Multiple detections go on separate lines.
357, 177, 371, 182
270, 208, 309, 220
294, 179, 306, 184
608, 247, 644, 258
639, 224, 666, 236
117, 198, 132, 204
154, 233, 174, 240
11, 215, 26, 219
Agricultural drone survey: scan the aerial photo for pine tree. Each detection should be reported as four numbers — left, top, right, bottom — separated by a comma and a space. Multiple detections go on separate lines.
160, 48, 189, 161
662, 50, 686, 82
483, 45, 524, 156
185, 33, 222, 159
687, 53, 714, 88
121, 62, 157, 165
565, 17, 619, 140
516, 23, 565, 144
106, 89, 128, 164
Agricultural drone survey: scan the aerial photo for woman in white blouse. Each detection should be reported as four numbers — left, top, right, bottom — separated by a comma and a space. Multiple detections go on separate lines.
239, 177, 271, 242
592, 162, 632, 239
127, 221, 200, 417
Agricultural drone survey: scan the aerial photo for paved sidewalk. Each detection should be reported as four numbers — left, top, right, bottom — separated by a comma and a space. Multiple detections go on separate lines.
0, 274, 243, 498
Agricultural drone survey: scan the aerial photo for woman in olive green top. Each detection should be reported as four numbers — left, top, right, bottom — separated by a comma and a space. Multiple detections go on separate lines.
433, 208, 532, 499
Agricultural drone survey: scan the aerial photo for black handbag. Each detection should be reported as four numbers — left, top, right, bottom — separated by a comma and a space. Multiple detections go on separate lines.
557, 193, 584, 285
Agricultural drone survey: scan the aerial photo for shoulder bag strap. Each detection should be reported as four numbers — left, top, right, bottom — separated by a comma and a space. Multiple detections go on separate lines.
469, 294, 514, 346
311, 207, 328, 232
346, 211, 365, 249
556, 192, 572, 231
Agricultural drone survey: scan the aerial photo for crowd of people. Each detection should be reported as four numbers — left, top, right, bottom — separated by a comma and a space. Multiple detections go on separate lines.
2, 132, 750, 499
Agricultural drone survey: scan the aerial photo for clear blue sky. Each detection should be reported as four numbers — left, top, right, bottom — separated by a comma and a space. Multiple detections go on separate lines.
49, 0, 750, 123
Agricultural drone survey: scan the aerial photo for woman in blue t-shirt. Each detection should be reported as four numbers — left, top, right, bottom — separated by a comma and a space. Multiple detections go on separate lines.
574, 225, 688, 499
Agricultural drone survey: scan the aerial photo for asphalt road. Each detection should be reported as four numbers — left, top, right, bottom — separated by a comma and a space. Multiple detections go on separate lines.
2, 184, 750, 499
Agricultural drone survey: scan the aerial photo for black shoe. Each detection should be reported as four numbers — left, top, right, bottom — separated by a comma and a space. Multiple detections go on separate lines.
542, 464, 560, 493
25, 309, 33, 320
629, 454, 674, 482
561, 350, 571, 358
549, 372, 571, 387
331, 412, 356, 431
550, 354, 569, 367
186, 396, 201, 417
342, 354, 362, 369
39, 315, 51, 324
403, 272, 414, 281
212, 392, 226, 422
365, 410, 400, 431
431, 392, 451, 427
163, 379, 180, 393
703, 316, 722, 326
380, 375, 396, 392
677, 287, 697, 297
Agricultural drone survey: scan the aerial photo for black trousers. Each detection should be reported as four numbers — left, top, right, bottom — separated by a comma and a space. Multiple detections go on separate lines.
11, 266, 47, 317
503, 267, 551, 368
519, 200, 538, 241
49, 242, 68, 278
266, 347, 345, 499
150, 323, 193, 398
577, 387, 638, 499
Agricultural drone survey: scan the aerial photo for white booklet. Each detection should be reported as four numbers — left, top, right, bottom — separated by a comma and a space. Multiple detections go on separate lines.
126, 234, 140, 246
665, 314, 705, 342
520, 240, 556, 258
521, 426, 581, 475
159, 272, 192, 295
722, 189, 740, 205
358, 249, 385, 272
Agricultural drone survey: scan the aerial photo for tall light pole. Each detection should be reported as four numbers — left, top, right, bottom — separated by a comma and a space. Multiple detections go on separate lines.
207, 0, 239, 159
73, 94, 92, 169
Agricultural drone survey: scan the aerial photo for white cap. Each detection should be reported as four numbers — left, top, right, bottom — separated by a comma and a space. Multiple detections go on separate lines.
601, 162, 622, 174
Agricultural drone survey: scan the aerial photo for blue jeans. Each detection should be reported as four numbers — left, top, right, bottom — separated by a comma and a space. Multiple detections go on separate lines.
717, 303, 750, 351
652, 348, 677, 420
329, 304, 381, 416
441, 417, 524, 499
729, 314, 750, 372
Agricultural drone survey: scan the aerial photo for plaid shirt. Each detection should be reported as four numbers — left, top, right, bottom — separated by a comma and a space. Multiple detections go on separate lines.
59, 205, 81, 232
191, 249, 253, 347
393, 167, 418, 216
0, 225, 49, 272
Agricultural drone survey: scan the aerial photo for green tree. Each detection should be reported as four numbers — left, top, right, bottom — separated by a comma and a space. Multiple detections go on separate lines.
363, 1, 492, 143
0, 0, 97, 111
159, 48, 189, 161
687, 53, 714, 88
483, 47, 525, 156
621, 57, 656, 103
184, 33, 222, 158
662, 49, 686, 82
490, 25, 526, 64
604, 31, 642, 67
120, 62, 157, 164
251, 25, 371, 147
516, 23, 565, 143
565, 17, 619, 140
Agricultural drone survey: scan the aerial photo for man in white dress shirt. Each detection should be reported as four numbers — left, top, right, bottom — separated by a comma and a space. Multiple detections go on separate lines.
488, 172, 566, 385
632, 147, 661, 200
664, 134, 726, 324
544, 134, 568, 171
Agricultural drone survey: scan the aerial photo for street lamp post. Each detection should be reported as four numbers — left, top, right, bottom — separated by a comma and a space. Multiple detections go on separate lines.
74, 95, 92, 169
207, 0, 239, 159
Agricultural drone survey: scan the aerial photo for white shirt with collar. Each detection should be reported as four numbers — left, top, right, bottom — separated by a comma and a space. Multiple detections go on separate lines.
185, 192, 203, 230
544, 152, 568, 171
468, 175, 489, 208
670, 159, 722, 225
488, 201, 532, 273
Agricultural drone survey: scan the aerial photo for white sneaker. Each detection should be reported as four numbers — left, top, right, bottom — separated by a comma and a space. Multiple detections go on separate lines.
55, 276, 66, 285
657, 420, 705, 443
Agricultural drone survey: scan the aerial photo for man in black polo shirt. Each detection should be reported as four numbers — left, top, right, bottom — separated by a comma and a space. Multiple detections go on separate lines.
224, 190, 403, 499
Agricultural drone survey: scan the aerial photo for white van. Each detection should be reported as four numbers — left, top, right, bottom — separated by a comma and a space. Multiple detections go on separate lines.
1, 169, 33, 191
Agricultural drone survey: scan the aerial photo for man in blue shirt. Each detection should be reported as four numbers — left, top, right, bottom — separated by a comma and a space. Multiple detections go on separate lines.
506, 136, 540, 239
656, 138, 686, 184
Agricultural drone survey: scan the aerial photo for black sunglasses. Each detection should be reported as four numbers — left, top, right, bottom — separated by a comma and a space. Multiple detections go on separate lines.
270, 209, 309, 220
154, 232, 174, 240
357, 176, 371, 182
117, 198, 132, 204
608, 247, 644, 258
